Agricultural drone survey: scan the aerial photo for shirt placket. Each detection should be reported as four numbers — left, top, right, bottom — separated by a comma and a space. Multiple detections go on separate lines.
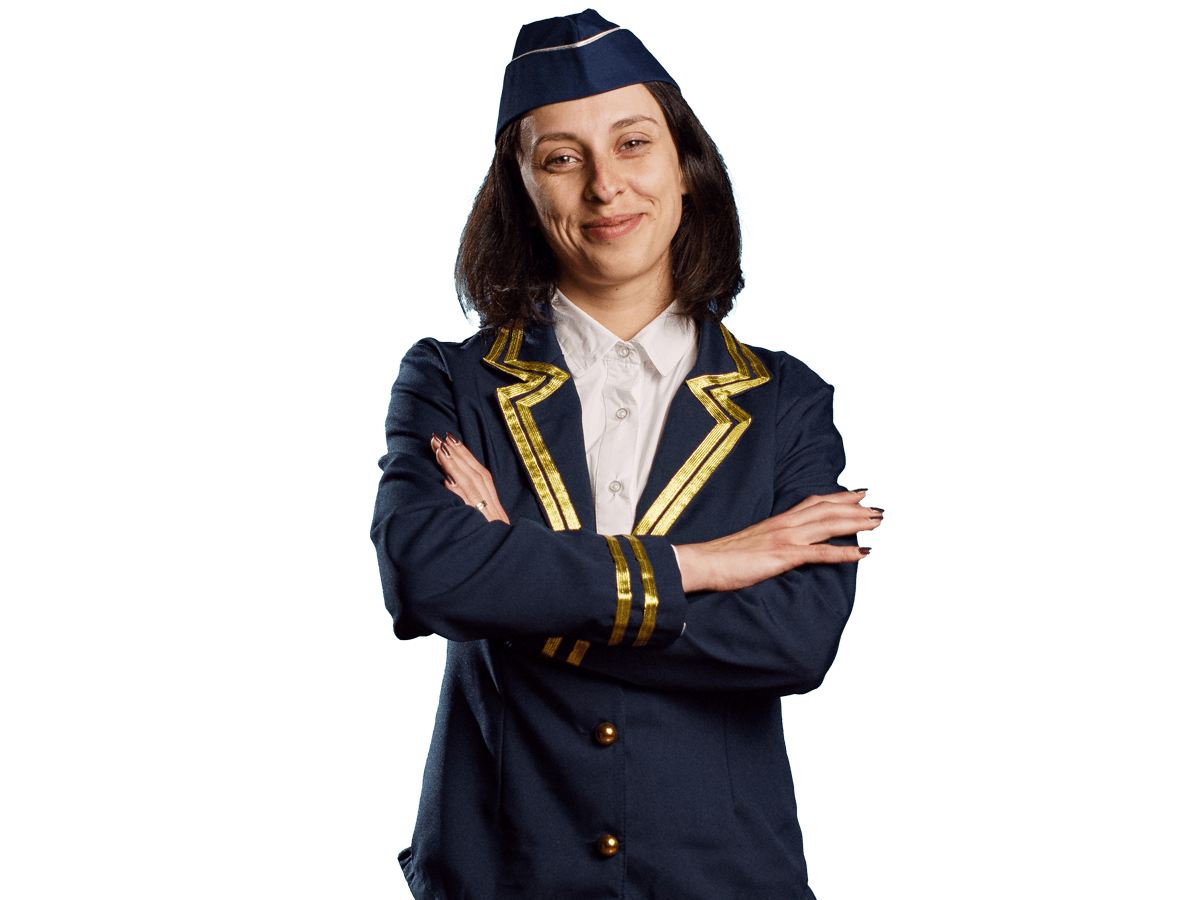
593, 343, 640, 536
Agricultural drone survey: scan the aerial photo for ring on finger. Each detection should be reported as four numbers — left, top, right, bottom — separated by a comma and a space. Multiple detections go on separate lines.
474, 500, 488, 510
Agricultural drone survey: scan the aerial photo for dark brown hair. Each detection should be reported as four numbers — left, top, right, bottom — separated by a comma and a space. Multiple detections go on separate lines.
455, 82, 744, 330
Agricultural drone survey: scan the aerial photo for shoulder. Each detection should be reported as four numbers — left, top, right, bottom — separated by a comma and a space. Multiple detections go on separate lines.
389, 324, 566, 411
390, 330, 508, 391
398, 331, 495, 369
708, 321, 834, 411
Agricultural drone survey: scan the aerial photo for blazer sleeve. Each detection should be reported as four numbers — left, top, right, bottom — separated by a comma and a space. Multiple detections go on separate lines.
564, 369, 858, 696
370, 338, 686, 648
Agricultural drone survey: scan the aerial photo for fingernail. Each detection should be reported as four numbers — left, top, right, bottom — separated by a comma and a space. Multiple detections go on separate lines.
445, 474, 456, 486
870, 507, 884, 513
430, 433, 441, 445
439, 442, 451, 458
446, 433, 460, 445
852, 488, 868, 494
859, 547, 872, 555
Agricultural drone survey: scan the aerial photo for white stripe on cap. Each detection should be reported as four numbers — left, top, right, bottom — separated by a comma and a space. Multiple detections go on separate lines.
508, 26, 624, 64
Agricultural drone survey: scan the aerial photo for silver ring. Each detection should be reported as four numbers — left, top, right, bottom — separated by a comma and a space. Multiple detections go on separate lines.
475, 500, 488, 510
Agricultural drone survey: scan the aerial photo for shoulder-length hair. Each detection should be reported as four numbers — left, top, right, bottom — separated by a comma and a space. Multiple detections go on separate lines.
455, 81, 744, 330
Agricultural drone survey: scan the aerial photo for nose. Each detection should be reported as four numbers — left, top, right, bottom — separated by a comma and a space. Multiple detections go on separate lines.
585, 158, 621, 205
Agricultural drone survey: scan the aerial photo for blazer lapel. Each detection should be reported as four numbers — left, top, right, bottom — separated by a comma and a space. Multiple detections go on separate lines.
633, 320, 770, 537
482, 324, 595, 533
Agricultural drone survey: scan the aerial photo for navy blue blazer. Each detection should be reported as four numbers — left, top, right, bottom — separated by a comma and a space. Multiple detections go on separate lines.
372, 317, 857, 900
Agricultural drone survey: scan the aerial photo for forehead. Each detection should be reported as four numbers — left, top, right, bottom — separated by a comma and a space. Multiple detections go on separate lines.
519, 83, 663, 147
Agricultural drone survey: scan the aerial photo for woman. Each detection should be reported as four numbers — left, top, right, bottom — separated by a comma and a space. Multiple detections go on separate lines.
371, 10, 882, 899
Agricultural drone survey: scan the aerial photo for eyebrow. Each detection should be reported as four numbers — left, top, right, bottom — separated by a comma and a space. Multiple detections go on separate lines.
532, 115, 659, 150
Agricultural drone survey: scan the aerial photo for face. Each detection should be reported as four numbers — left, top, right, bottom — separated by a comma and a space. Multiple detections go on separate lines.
518, 83, 688, 300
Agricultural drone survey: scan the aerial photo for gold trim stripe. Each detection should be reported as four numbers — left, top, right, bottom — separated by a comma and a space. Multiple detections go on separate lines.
633, 326, 770, 537
486, 328, 586, 661
484, 328, 581, 532
605, 536, 633, 646
565, 640, 590, 666
628, 537, 659, 646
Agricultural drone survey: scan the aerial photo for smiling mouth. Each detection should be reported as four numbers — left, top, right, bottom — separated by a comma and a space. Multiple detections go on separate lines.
581, 214, 643, 240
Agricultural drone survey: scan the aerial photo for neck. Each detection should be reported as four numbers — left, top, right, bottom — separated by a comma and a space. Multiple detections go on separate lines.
557, 268, 674, 340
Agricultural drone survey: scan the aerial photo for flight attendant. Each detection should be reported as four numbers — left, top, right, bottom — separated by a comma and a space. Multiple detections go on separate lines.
371, 9, 882, 898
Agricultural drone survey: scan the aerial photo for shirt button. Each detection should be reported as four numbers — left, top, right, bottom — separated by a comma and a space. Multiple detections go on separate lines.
615, 407, 629, 420
608, 481, 622, 494
596, 834, 620, 857
594, 722, 618, 746
616, 346, 631, 358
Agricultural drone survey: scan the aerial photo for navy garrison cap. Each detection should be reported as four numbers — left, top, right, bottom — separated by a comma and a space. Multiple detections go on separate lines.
496, 8, 678, 139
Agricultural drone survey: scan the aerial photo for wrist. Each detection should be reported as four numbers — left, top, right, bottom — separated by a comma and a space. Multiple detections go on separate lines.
673, 542, 710, 593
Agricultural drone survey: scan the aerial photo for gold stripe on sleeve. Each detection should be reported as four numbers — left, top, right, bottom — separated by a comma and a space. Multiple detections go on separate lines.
634, 326, 770, 537
565, 640, 590, 666
628, 536, 659, 647
541, 637, 563, 658
605, 536, 633, 646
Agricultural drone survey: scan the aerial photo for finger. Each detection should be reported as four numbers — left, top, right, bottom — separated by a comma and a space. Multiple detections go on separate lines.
783, 497, 881, 525
793, 489, 868, 512
431, 435, 455, 479
432, 433, 511, 524
436, 434, 482, 483
430, 432, 449, 466
435, 437, 509, 519
432, 433, 468, 477
794, 543, 872, 565
432, 434, 484, 497
789, 504, 883, 544
439, 435, 501, 500
444, 466, 500, 518
442, 433, 489, 474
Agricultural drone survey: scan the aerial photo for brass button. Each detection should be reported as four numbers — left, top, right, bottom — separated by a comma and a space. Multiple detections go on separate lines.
596, 834, 619, 857
593, 722, 618, 746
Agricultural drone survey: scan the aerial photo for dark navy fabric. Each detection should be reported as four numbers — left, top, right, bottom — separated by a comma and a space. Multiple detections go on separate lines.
496, 9, 678, 138
371, 319, 857, 900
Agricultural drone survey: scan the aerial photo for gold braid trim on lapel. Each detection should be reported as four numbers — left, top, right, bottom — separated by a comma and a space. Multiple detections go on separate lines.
483, 327, 584, 663
484, 327, 581, 533
633, 325, 770, 537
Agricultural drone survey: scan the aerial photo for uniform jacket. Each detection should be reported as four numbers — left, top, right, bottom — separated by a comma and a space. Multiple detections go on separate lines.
371, 316, 857, 900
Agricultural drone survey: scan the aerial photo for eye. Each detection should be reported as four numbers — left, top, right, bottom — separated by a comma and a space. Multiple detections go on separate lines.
620, 139, 648, 152
543, 153, 580, 169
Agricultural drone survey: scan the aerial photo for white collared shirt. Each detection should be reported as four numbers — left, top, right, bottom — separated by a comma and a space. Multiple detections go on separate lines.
552, 290, 698, 536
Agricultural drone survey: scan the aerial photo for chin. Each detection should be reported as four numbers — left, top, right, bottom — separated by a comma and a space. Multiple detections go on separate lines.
583, 252, 664, 286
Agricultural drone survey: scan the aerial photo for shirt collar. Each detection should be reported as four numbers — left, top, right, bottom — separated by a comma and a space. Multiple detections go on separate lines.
552, 289, 696, 377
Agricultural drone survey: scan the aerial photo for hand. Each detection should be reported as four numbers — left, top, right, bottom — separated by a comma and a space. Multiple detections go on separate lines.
674, 490, 882, 593
430, 433, 511, 524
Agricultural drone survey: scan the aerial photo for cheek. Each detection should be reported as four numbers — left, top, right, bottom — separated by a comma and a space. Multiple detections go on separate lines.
530, 190, 578, 243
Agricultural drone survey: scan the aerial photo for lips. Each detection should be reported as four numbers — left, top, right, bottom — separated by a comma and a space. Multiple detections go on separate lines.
581, 213, 643, 241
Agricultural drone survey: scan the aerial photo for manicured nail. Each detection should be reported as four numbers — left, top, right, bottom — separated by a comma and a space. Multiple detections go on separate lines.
439, 442, 451, 458
852, 488, 868, 494
445, 474, 456, 486
870, 507, 884, 513
446, 433, 460, 445
859, 547, 872, 555
430, 433, 441, 445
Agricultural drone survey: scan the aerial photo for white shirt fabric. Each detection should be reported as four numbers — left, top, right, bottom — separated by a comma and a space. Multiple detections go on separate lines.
552, 290, 698, 537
